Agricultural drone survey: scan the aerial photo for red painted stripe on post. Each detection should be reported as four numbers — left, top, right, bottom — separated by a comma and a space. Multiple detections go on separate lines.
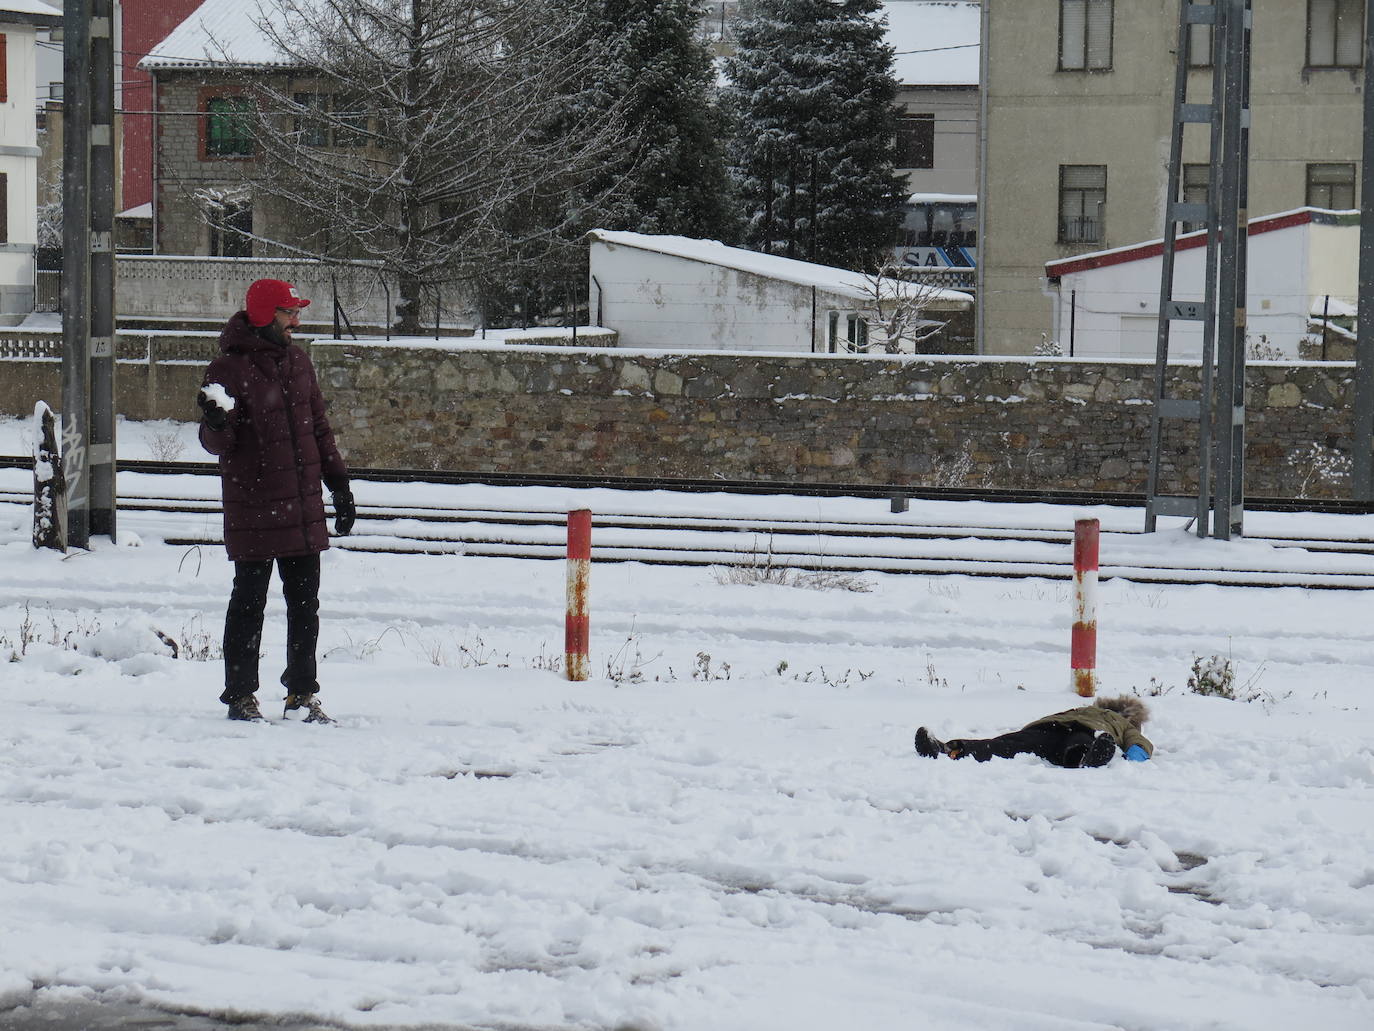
1071, 518, 1100, 697
567, 509, 591, 561
566, 510, 592, 681
1073, 518, 1099, 572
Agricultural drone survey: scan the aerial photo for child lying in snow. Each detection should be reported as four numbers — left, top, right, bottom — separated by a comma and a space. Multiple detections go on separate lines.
914, 695, 1153, 768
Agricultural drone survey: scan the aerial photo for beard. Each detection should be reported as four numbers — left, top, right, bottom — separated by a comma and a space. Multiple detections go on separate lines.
258, 320, 291, 347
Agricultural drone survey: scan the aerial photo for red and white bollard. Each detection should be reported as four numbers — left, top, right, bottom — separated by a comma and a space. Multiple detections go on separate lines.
565, 509, 591, 681
1071, 518, 1099, 697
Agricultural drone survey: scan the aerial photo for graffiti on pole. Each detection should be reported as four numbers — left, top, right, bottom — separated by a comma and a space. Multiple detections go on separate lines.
63, 411, 88, 514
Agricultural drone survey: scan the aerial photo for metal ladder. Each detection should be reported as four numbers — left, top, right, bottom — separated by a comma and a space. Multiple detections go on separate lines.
1144, 0, 1251, 539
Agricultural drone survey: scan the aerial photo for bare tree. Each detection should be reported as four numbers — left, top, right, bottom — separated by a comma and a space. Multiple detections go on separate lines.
856, 264, 950, 354
232, 0, 627, 333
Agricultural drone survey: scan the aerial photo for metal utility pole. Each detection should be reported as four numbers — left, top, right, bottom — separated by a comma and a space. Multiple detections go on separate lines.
61, 0, 118, 546
1354, 0, 1374, 500
1144, 0, 1250, 539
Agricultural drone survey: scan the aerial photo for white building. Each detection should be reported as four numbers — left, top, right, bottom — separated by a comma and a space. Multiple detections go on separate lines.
886, 0, 980, 198
1042, 208, 1358, 360
588, 230, 972, 354
0, 0, 61, 319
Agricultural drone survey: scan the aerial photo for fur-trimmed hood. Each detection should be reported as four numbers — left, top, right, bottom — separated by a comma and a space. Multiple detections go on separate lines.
1094, 694, 1150, 729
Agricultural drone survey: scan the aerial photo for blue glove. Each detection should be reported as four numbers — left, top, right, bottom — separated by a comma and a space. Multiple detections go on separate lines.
1124, 744, 1150, 762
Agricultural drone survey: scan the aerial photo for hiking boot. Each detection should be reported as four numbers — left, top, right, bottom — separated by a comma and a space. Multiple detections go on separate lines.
226, 694, 266, 722
914, 727, 947, 758
1081, 732, 1116, 768
284, 693, 335, 724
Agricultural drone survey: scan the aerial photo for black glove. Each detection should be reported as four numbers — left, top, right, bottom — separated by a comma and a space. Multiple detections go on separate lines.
197, 388, 230, 431
332, 488, 356, 536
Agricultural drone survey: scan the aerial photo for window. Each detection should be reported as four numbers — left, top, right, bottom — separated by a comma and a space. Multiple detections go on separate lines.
826, 311, 869, 352
293, 92, 331, 147
1307, 163, 1356, 208
1181, 163, 1209, 231
1059, 0, 1113, 71
1308, 0, 1363, 68
0, 34, 8, 104
209, 201, 252, 257
1059, 164, 1106, 244
1187, 0, 1213, 68
292, 92, 369, 148
333, 93, 369, 148
895, 113, 934, 169
204, 96, 254, 157
0, 173, 8, 244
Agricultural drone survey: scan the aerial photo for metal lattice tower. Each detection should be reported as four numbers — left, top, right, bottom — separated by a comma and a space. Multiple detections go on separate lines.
1144, 0, 1251, 539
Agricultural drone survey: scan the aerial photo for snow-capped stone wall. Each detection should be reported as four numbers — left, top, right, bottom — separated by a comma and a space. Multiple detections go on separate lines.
310, 342, 1359, 497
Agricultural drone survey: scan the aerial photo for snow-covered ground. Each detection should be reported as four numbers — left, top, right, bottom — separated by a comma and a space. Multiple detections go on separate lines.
1, 416, 1372, 1030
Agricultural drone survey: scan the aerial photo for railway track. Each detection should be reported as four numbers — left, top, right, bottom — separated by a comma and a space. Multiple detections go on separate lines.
6, 462, 1374, 588
3, 455, 1374, 515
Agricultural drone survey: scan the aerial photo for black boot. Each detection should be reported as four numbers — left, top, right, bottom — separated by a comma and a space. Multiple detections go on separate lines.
1080, 732, 1115, 768
914, 727, 948, 758
226, 694, 266, 722
284, 693, 335, 724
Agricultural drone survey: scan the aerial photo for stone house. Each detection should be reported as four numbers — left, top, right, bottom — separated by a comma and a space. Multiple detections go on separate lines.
980, 0, 1365, 355
139, 0, 364, 258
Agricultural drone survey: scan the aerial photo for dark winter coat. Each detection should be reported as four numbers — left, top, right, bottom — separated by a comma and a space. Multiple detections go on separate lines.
199, 313, 349, 561
1024, 706, 1154, 757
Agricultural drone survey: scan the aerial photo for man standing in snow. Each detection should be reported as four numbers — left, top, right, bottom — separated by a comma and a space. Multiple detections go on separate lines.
913, 695, 1154, 768
197, 279, 356, 723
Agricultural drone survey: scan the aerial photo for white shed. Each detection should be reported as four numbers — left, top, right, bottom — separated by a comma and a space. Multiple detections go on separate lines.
587, 229, 972, 354
1043, 208, 1357, 359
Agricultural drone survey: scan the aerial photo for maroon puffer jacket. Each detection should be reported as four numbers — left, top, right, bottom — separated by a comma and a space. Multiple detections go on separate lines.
199, 313, 349, 561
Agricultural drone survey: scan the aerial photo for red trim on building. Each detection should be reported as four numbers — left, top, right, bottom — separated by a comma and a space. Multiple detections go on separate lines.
1046, 209, 1324, 278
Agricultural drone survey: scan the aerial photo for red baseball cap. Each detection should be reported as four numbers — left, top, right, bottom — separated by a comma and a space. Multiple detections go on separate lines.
245, 279, 311, 327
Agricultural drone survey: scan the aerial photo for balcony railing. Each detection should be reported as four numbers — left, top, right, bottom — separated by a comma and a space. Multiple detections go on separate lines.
1059, 216, 1104, 245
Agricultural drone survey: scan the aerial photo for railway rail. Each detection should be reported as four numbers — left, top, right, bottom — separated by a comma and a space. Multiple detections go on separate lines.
5, 459, 1374, 588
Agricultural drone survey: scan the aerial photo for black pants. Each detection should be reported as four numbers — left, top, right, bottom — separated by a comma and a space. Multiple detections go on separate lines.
220, 554, 321, 703
950, 724, 1098, 767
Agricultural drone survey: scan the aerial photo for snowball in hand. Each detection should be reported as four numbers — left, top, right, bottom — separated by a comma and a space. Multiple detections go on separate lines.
200, 383, 236, 411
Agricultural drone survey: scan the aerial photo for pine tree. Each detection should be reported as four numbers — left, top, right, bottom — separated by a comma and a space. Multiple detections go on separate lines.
478, 0, 738, 326
725, 0, 907, 271
584, 0, 737, 241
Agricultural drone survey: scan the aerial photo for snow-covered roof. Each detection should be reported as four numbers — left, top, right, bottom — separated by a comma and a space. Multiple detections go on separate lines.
1045, 207, 1360, 278
884, 1, 980, 87
117, 203, 153, 221
140, 0, 295, 70
587, 230, 972, 306
0, 0, 61, 26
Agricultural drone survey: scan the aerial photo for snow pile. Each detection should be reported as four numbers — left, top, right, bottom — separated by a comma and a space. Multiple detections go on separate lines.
1, 483, 1373, 1028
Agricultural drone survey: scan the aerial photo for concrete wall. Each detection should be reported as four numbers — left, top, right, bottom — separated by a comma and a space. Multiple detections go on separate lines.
982, 0, 1364, 354
305, 341, 1356, 498
1, 331, 248, 422
115, 254, 395, 325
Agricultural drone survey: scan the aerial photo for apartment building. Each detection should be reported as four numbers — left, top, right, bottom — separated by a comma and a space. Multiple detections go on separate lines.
979, 0, 1364, 354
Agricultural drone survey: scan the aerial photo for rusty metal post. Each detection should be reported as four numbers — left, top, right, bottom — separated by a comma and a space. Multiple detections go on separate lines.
565, 509, 591, 681
1071, 518, 1100, 697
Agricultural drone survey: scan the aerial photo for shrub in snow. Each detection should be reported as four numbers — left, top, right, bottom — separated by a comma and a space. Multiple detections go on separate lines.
1187, 654, 1236, 699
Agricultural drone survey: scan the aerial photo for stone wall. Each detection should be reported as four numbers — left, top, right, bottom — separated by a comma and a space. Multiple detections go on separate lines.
311, 342, 1357, 498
